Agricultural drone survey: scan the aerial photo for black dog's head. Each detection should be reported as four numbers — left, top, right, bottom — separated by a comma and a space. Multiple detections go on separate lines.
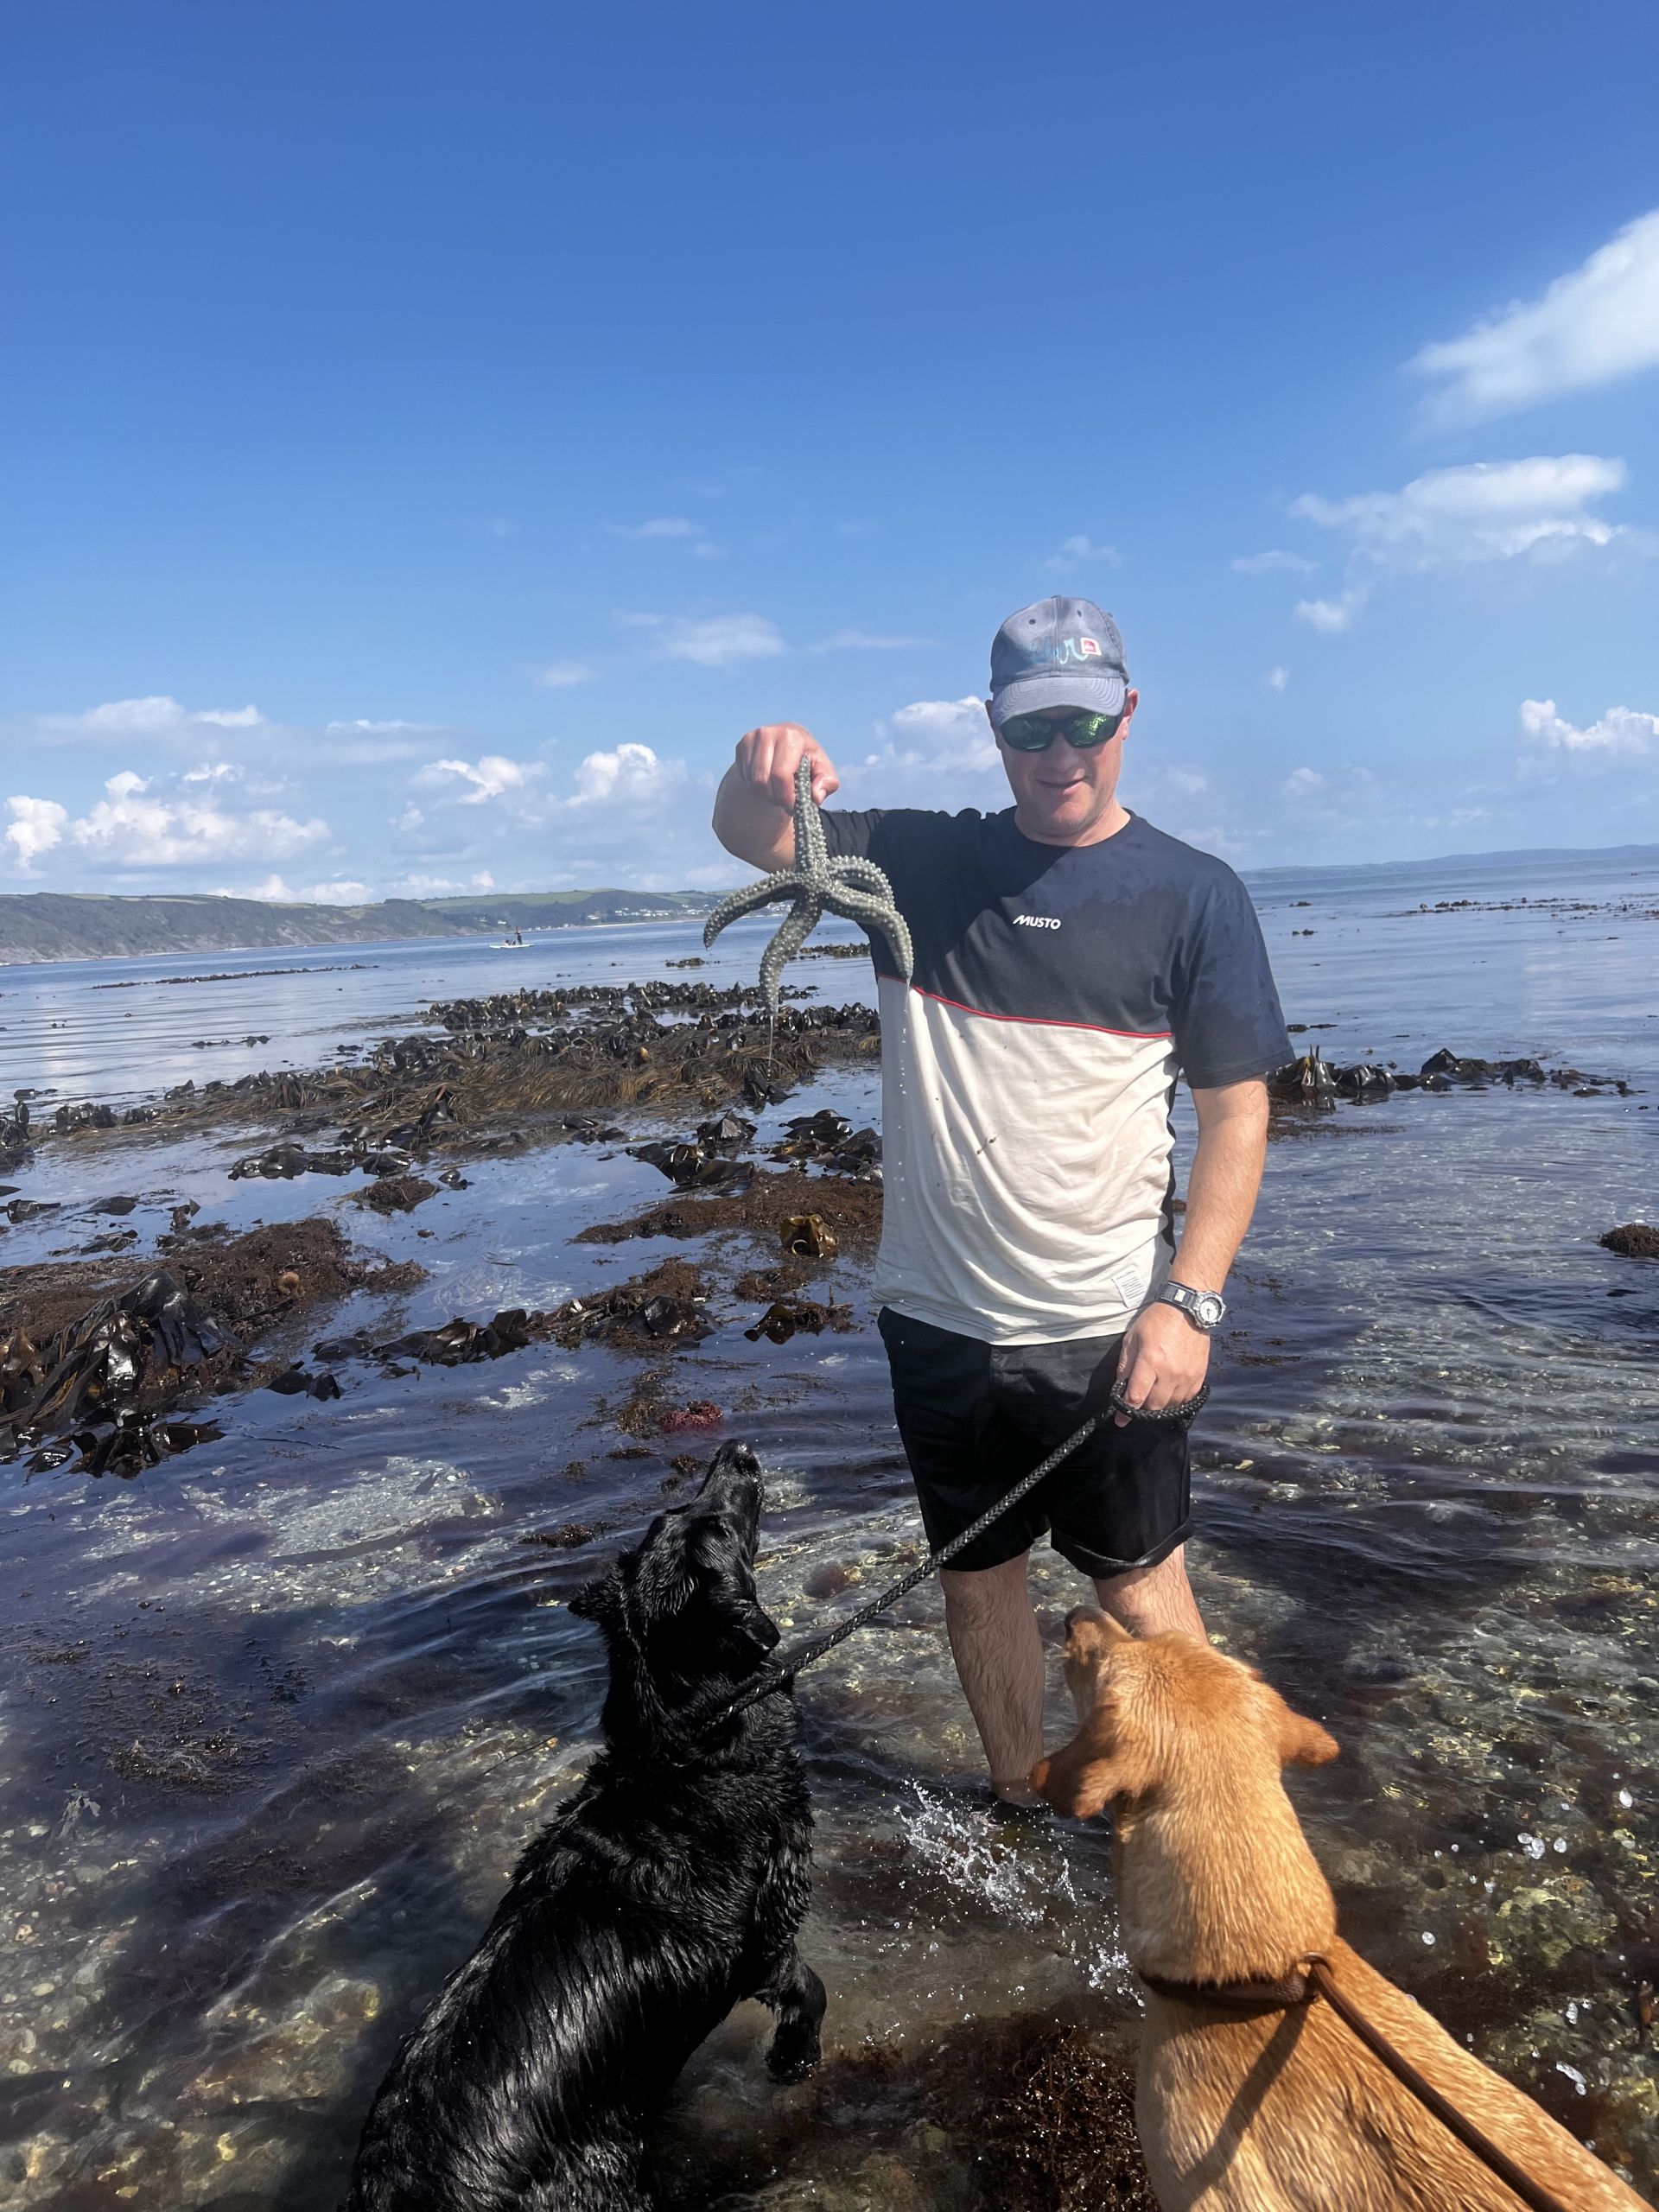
571, 1442, 779, 1738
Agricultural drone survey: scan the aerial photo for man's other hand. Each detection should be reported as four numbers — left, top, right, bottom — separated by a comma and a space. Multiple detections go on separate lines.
735, 722, 840, 810
1111, 1303, 1211, 1426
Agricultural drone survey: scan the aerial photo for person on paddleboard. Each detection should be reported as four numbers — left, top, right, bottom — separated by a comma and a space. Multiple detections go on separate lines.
712, 597, 1290, 1805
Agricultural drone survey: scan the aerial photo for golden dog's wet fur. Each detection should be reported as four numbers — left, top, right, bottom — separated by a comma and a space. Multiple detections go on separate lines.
1031, 1611, 1649, 2211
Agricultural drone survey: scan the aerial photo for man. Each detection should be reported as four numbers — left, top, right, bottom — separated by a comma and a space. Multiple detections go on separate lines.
712, 597, 1289, 1804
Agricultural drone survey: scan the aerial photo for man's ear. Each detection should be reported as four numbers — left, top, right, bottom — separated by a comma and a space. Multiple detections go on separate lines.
1277, 1702, 1339, 1768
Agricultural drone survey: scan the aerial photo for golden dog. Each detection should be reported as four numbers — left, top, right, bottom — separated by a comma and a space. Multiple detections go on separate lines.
1031, 1610, 1649, 2211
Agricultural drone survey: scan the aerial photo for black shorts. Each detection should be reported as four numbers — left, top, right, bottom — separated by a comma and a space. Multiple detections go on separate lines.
877, 1306, 1192, 1578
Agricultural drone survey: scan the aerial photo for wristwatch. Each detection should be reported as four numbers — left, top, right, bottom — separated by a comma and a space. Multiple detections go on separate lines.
1156, 1281, 1226, 1333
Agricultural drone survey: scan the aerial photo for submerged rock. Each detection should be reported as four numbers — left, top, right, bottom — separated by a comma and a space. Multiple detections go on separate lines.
352, 1174, 439, 1215
1601, 1224, 1659, 1259
744, 1297, 855, 1344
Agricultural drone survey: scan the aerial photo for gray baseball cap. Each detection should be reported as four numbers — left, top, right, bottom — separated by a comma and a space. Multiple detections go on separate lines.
987, 595, 1128, 729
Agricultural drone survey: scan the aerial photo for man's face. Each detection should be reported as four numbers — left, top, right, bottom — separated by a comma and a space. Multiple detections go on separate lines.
990, 692, 1138, 847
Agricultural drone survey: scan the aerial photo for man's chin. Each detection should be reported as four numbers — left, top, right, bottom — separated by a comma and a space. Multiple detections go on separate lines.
1023, 795, 1094, 839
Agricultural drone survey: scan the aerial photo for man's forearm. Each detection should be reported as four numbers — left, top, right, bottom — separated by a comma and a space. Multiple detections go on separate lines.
1172, 1081, 1269, 1290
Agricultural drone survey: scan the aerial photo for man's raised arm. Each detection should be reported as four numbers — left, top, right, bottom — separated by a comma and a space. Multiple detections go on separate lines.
712, 721, 841, 872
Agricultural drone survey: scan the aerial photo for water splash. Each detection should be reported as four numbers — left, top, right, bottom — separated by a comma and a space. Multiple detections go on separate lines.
899, 1783, 1130, 1994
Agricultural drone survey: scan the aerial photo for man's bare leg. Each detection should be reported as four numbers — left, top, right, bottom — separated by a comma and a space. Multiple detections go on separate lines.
939, 1552, 1046, 1804
1092, 1541, 1207, 1640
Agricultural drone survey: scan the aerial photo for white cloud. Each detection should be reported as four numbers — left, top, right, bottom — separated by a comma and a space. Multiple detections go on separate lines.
1163, 768, 1211, 797
38, 696, 265, 747
244, 874, 376, 905
1293, 454, 1627, 563
302, 879, 373, 904
531, 659, 598, 689
810, 629, 932, 652
1288, 455, 1632, 632
840, 697, 1002, 809
557, 742, 687, 810
388, 870, 499, 898
415, 755, 546, 805
1295, 590, 1366, 633
1520, 697, 1659, 759
620, 611, 786, 667
608, 516, 703, 540
1232, 550, 1318, 575
1410, 209, 1659, 429
4, 795, 69, 868
326, 717, 432, 734
606, 518, 723, 559
1264, 666, 1290, 692
1045, 533, 1121, 574
1283, 767, 1325, 797
8, 768, 331, 872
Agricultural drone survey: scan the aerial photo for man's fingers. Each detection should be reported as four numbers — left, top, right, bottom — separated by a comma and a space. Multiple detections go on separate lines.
1112, 1344, 1154, 1427
737, 723, 836, 811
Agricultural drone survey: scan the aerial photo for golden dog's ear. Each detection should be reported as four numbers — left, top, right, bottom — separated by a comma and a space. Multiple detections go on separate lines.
1030, 1732, 1127, 1820
1277, 1702, 1339, 1768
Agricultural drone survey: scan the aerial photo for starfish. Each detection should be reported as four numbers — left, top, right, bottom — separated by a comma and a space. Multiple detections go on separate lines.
704, 757, 914, 1013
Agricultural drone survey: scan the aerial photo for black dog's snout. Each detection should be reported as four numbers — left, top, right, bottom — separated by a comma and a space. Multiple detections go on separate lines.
709, 1440, 760, 1481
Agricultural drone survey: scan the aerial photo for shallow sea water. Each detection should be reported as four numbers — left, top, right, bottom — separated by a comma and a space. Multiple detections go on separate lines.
1, 847, 1656, 2205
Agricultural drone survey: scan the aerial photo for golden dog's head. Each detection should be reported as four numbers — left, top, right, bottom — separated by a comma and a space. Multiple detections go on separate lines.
1029, 1609, 1338, 1821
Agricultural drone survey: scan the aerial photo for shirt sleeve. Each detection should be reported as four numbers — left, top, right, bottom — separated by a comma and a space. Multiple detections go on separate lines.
818, 808, 887, 862
1171, 868, 1292, 1088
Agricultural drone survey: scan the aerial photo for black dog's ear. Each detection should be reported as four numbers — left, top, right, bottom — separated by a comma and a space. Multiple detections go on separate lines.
688, 1518, 779, 1654
569, 1567, 623, 1630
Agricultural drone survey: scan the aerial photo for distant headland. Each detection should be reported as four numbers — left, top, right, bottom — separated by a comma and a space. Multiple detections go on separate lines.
0, 887, 724, 966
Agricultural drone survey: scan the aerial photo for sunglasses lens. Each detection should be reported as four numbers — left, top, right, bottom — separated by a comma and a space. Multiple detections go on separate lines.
1000, 710, 1122, 751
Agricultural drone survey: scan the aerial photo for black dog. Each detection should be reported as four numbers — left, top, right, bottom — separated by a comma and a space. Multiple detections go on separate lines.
344, 1441, 823, 2212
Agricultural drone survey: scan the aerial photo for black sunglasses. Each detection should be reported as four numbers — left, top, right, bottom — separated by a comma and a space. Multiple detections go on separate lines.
999, 708, 1126, 753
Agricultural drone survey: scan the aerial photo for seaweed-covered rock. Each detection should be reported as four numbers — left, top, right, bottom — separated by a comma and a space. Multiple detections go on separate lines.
1601, 1224, 1659, 1259
0, 1271, 231, 1476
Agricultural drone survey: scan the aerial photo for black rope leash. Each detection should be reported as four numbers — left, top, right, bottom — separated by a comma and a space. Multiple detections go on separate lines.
709, 1377, 1209, 1729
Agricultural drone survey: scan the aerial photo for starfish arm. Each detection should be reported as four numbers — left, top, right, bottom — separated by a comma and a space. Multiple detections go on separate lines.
702, 873, 807, 945
757, 892, 823, 1008
817, 882, 901, 930
818, 886, 914, 977
826, 856, 897, 896
791, 758, 830, 875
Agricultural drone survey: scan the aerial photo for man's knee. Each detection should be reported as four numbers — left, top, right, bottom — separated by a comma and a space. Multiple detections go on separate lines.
940, 1551, 1030, 1629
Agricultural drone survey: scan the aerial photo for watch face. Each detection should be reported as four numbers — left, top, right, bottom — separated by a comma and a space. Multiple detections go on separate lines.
1196, 1294, 1224, 1327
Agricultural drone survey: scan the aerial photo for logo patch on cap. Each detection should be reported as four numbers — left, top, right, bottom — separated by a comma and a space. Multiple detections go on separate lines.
1079, 637, 1101, 657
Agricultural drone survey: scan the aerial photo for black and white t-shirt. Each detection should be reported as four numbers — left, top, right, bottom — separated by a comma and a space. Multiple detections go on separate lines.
821, 806, 1290, 1345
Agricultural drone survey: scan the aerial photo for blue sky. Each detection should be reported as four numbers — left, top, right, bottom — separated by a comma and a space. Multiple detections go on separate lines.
3, 0, 1658, 899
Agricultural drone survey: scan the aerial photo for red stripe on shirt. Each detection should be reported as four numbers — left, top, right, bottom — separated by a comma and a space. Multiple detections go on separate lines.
873, 973, 1172, 1042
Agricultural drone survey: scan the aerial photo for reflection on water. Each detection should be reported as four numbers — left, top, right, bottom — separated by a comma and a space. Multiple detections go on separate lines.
1, 849, 1656, 2204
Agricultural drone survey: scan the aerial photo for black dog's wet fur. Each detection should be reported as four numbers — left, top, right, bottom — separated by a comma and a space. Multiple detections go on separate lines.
345, 1442, 824, 2212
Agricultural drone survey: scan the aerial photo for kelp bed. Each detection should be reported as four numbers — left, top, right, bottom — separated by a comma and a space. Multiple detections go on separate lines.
0, 1220, 422, 1477
644, 2008, 1157, 2211
10, 982, 883, 1173
3, 976, 1639, 1486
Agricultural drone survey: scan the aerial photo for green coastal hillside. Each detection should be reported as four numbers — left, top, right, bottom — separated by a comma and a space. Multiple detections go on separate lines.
0, 887, 723, 965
